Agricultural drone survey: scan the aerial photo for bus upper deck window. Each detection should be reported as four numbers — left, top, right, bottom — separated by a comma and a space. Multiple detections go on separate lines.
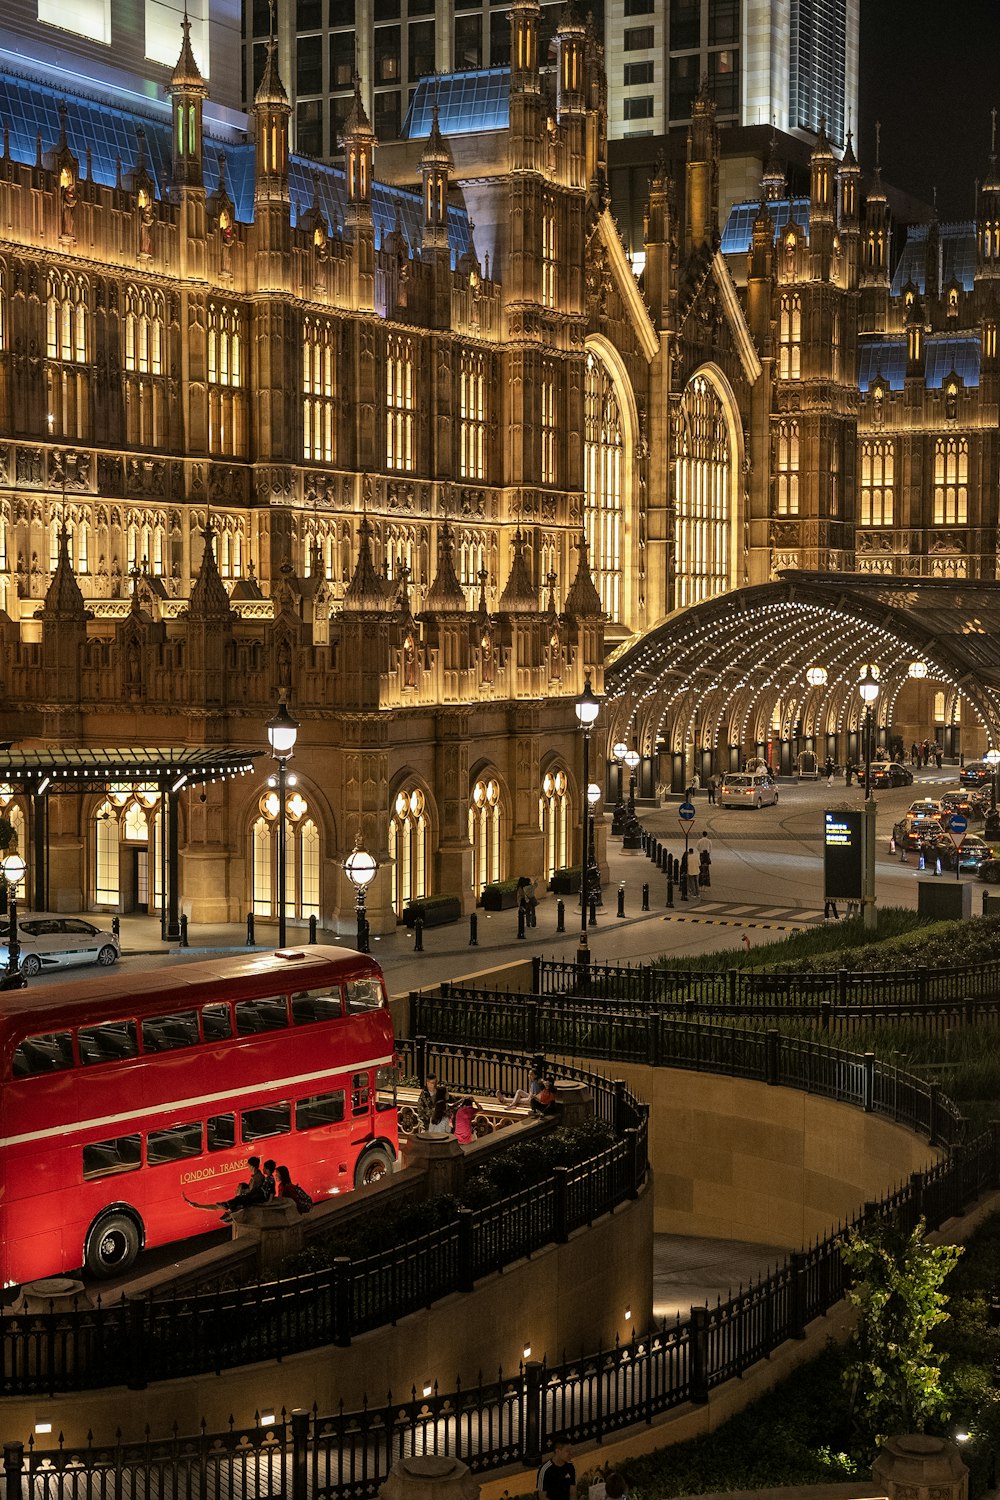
12, 1030, 74, 1077
351, 1072, 370, 1114
235, 997, 289, 1035
291, 987, 343, 1024
78, 1020, 139, 1066
345, 978, 384, 1012
202, 1003, 233, 1041
142, 1010, 199, 1053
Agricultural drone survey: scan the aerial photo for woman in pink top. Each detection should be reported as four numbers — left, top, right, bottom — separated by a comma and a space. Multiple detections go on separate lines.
452, 1096, 483, 1144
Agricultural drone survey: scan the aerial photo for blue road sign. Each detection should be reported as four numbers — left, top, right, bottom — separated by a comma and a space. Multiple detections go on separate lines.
948, 813, 968, 836
678, 801, 696, 822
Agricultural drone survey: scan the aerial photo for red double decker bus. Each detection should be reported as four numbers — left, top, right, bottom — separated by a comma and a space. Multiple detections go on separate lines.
0, 946, 399, 1285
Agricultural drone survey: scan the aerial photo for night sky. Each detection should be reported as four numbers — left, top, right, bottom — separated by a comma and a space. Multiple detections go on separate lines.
859, 0, 1000, 219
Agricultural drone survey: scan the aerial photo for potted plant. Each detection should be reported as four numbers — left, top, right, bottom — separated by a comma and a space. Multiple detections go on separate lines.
547, 865, 582, 895
479, 878, 521, 911
401, 895, 462, 929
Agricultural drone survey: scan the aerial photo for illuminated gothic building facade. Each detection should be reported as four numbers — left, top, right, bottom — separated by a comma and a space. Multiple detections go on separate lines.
0, 8, 997, 928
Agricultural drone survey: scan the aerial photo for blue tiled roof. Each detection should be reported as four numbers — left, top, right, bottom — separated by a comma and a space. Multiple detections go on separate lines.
856, 334, 981, 393
890, 221, 977, 296
858, 338, 906, 392
925, 335, 980, 389
0, 63, 473, 265
401, 69, 510, 138
720, 198, 811, 255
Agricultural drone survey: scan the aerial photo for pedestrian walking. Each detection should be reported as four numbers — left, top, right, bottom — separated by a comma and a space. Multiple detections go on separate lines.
537, 1442, 577, 1500
934, 742, 943, 769
844, 758, 855, 787
695, 830, 712, 888
911, 742, 920, 766
823, 757, 835, 786
707, 773, 717, 806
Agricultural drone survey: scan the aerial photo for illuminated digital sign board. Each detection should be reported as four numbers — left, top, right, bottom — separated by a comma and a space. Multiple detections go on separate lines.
824, 810, 864, 900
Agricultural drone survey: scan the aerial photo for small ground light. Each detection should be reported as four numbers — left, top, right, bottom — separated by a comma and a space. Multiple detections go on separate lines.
260, 1411, 275, 1427
624, 1305, 632, 1321
34, 1423, 52, 1435
954, 1430, 970, 1443
523, 1343, 532, 1359
423, 1383, 433, 1398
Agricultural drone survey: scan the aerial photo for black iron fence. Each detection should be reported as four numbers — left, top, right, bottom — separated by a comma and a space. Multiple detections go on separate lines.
6, 1123, 997, 1500
0, 1050, 647, 1399
529, 954, 1000, 1013
408, 999, 966, 1150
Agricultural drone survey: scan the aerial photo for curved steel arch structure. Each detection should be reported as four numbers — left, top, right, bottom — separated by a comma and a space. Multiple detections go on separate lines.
605, 574, 1000, 769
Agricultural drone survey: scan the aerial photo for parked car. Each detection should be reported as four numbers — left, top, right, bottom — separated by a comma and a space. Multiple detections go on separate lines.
940, 790, 983, 822
0, 915, 120, 977
906, 797, 945, 820
719, 771, 779, 809
978, 857, 1000, 884
870, 762, 914, 789
961, 762, 995, 788
946, 834, 994, 872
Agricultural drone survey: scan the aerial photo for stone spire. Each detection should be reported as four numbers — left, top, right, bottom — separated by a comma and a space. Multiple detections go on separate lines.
498, 528, 537, 610
423, 522, 468, 611
40, 524, 86, 622
563, 533, 604, 618
187, 527, 233, 623
254, 33, 288, 108
343, 515, 386, 611
761, 126, 785, 202
169, 13, 208, 193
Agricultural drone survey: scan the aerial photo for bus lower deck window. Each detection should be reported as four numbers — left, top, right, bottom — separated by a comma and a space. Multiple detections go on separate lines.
295, 1090, 346, 1130
242, 1102, 291, 1142
207, 1113, 236, 1151
148, 1122, 203, 1165
82, 1134, 142, 1180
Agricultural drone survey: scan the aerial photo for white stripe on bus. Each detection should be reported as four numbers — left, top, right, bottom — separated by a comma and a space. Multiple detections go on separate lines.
0, 1052, 396, 1150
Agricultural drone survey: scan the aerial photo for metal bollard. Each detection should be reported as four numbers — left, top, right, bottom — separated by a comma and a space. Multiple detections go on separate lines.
666, 870, 674, 908
179, 913, 189, 947
469, 913, 478, 945
112, 915, 120, 940
642, 881, 649, 911
414, 916, 424, 952
246, 912, 255, 946
680, 869, 688, 902
617, 883, 625, 918
517, 906, 526, 940
588, 895, 597, 927
308, 913, 317, 944
673, 857, 680, 882
556, 898, 565, 933
984, 889, 990, 916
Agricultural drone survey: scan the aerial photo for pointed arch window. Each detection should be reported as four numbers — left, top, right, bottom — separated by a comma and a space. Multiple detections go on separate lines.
458, 530, 487, 589
386, 334, 415, 472
123, 285, 165, 448
778, 294, 801, 379
775, 420, 799, 516
250, 788, 321, 923
207, 301, 246, 457
46, 271, 89, 441
540, 362, 557, 485
0, 258, 6, 352
541, 198, 557, 308
933, 436, 968, 526
468, 776, 503, 894
459, 351, 487, 480
583, 350, 624, 620
860, 439, 894, 526
303, 316, 336, 464
388, 786, 429, 917
674, 374, 732, 609
538, 767, 569, 879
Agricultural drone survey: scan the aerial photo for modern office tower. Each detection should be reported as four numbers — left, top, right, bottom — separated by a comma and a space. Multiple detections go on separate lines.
1, 0, 243, 119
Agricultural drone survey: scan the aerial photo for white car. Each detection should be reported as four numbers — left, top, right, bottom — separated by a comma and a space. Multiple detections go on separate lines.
719, 772, 779, 809
0, 915, 120, 977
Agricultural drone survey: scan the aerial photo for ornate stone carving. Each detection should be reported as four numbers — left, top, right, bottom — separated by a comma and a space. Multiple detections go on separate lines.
15, 447, 43, 485
126, 458, 167, 497
208, 465, 244, 503
49, 449, 91, 491
255, 466, 295, 502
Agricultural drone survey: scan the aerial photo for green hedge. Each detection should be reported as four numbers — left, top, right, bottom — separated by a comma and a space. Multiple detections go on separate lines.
402, 895, 462, 928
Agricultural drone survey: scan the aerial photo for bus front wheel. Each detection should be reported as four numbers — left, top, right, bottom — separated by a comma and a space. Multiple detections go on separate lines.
85, 1212, 141, 1278
355, 1145, 395, 1189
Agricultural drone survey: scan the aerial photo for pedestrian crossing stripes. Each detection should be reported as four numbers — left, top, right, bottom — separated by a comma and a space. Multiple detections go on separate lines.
663, 899, 825, 927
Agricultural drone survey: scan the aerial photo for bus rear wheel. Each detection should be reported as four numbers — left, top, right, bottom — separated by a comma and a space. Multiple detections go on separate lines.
85, 1212, 141, 1278
355, 1145, 394, 1189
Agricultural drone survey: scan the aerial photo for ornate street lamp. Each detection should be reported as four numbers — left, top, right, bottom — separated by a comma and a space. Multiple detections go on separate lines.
624, 749, 641, 817
805, 665, 828, 688
611, 741, 628, 835
345, 835, 377, 955
858, 667, 881, 932
1, 851, 27, 990
266, 702, 299, 948
985, 748, 1000, 811
574, 679, 600, 967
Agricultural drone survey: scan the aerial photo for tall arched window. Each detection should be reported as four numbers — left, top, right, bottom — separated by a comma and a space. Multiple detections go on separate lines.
468, 775, 503, 894
388, 786, 429, 917
775, 420, 799, 516
207, 300, 246, 457
778, 293, 801, 379
674, 374, 732, 609
303, 316, 336, 464
386, 334, 415, 472
538, 767, 569, 879
584, 350, 624, 620
250, 788, 321, 923
123, 285, 165, 449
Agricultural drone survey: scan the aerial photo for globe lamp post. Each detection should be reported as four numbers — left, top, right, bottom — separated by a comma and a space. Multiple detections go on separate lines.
1, 851, 27, 990
611, 741, 628, 835
345, 836, 377, 955
575, 679, 600, 967
858, 667, 880, 931
266, 702, 299, 948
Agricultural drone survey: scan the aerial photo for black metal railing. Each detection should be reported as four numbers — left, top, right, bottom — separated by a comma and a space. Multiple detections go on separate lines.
6, 1125, 997, 1500
0, 1049, 647, 1398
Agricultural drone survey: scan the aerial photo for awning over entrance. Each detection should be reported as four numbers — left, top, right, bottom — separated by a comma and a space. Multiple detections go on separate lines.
0, 747, 262, 936
606, 574, 1000, 778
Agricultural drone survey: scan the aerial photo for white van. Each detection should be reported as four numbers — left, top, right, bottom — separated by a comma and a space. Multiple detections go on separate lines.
719, 772, 779, 809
